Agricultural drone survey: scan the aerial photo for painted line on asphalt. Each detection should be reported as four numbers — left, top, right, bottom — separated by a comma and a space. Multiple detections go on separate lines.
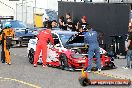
0, 76, 41, 88
93, 71, 131, 81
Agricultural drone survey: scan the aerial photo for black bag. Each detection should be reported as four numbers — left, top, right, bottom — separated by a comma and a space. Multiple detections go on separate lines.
6, 36, 12, 49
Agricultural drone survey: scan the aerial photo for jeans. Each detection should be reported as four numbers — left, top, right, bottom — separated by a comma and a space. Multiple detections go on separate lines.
126, 49, 132, 68
87, 46, 101, 71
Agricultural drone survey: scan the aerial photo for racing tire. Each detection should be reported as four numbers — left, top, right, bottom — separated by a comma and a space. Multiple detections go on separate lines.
28, 48, 34, 64
59, 54, 69, 70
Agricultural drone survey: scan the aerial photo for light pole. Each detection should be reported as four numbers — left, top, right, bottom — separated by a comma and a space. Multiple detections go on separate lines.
16, 0, 33, 22
16, 3, 17, 20
22, 0, 23, 22
35, 0, 36, 12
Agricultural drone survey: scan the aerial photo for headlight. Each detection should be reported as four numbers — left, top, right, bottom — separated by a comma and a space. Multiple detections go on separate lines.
13, 37, 19, 40
70, 54, 84, 59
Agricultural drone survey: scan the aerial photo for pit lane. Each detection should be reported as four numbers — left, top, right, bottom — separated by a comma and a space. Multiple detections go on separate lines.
0, 47, 131, 88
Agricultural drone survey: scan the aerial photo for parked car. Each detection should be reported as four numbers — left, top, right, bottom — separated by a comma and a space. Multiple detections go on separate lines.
27, 30, 115, 71
2, 20, 36, 46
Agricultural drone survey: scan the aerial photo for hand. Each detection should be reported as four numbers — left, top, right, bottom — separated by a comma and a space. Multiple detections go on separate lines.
49, 45, 54, 48
125, 48, 128, 51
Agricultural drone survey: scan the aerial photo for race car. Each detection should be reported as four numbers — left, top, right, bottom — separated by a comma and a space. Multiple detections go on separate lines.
27, 30, 115, 70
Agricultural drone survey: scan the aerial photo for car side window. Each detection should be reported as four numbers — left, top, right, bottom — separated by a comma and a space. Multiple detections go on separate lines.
68, 34, 84, 44
52, 33, 60, 45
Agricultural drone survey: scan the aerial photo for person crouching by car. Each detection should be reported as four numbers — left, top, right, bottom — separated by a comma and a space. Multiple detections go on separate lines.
84, 25, 101, 72
33, 22, 54, 68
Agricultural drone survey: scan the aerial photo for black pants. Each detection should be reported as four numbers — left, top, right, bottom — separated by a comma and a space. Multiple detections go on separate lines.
1, 40, 5, 63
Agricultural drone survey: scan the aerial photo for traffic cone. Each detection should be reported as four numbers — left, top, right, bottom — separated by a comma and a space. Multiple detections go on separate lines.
78, 68, 91, 86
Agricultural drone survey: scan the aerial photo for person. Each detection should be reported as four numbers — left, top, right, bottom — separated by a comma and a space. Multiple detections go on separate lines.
51, 20, 57, 28
33, 22, 54, 68
43, 16, 50, 28
81, 16, 88, 31
123, 26, 132, 69
66, 13, 71, 21
75, 16, 88, 32
0, 22, 14, 65
59, 16, 67, 30
66, 17, 75, 31
84, 25, 101, 72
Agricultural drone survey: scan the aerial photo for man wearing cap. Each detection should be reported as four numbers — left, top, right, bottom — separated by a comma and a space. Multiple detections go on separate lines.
84, 25, 101, 72
81, 16, 88, 31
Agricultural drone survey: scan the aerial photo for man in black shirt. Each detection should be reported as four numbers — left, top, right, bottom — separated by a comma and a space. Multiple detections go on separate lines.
43, 16, 50, 28
124, 27, 132, 69
81, 16, 88, 31
59, 16, 67, 30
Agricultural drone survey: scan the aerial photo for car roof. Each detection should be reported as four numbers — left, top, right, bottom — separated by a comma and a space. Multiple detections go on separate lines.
51, 30, 77, 35
7, 20, 21, 22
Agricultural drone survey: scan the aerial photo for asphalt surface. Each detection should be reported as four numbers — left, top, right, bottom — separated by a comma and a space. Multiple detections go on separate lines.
0, 46, 131, 88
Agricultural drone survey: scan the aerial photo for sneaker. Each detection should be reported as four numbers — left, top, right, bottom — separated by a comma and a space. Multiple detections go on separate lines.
5, 63, 11, 65
64, 67, 69, 71
34, 64, 37, 67
87, 70, 91, 73
42, 65, 46, 68
122, 66, 129, 69
8, 63, 11, 65
98, 69, 101, 72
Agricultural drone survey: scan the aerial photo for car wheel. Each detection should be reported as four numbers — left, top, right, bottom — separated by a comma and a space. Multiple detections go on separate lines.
59, 54, 69, 70
28, 48, 34, 64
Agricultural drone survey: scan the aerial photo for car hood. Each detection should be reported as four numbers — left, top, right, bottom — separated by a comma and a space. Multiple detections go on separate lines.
15, 32, 35, 37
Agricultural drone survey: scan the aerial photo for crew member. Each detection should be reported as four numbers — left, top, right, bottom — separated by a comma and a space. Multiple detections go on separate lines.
0, 22, 14, 65
33, 22, 54, 68
84, 25, 101, 72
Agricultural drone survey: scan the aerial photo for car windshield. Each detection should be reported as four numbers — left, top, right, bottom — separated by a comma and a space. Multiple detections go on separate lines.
59, 34, 73, 46
10, 21, 26, 28
59, 33, 85, 47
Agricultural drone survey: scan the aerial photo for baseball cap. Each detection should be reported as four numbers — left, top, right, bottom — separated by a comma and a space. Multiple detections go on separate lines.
82, 16, 87, 21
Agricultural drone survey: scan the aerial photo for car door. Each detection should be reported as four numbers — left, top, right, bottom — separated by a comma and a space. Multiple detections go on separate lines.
47, 33, 60, 62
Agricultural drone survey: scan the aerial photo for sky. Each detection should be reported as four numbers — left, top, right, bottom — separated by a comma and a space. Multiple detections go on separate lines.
36, 0, 59, 11
35, 0, 105, 11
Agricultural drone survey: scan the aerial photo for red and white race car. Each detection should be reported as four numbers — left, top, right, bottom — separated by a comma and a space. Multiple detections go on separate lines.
27, 30, 115, 71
